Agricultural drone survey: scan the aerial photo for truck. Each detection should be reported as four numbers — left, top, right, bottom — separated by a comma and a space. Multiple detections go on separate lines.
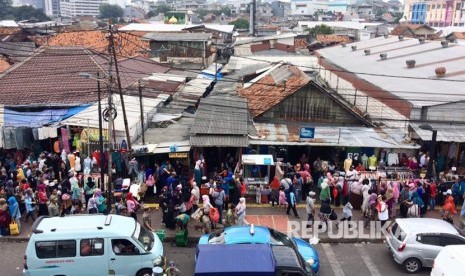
194, 244, 315, 276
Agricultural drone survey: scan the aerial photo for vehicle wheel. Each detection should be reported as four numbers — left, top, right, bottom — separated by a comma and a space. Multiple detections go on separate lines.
136, 268, 152, 276
403, 258, 421, 273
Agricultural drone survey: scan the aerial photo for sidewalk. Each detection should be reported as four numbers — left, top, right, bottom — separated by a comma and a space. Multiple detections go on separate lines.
2, 203, 463, 244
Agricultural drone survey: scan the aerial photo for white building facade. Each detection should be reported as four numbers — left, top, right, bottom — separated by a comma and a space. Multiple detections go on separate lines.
60, 0, 108, 17
291, 0, 330, 16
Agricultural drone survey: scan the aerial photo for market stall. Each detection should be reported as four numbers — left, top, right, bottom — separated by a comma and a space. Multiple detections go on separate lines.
242, 154, 274, 196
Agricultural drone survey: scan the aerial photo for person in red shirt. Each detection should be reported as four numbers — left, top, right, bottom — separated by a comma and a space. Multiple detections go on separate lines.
355, 163, 366, 172
429, 180, 437, 211
19, 179, 30, 192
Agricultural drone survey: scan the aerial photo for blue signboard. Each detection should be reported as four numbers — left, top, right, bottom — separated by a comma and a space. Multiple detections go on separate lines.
299, 127, 315, 139
263, 158, 272, 165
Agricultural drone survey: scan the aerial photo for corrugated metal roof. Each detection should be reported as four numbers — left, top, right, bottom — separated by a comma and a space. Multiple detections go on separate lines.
190, 96, 249, 135
316, 36, 465, 107
252, 123, 419, 149
136, 117, 194, 144
410, 122, 465, 142
145, 32, 212, 42
190, 135, 248, 147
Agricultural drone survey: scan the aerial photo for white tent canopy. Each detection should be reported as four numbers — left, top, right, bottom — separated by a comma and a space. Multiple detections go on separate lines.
60, 94, 169, 143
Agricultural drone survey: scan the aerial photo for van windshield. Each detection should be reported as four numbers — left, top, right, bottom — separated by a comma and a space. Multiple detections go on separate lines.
133, 222, 154, 252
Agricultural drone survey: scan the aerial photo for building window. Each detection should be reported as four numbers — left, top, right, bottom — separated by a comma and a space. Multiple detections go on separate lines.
443, 4, 446, 8
36, 240, 76, 259
456, 3, 461, 10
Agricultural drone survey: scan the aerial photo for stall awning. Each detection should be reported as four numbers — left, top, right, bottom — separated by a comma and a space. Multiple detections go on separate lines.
132, 144, 158, 155
410, 122, 465, 143
252, 123, 419, 149
2, 105, 91, 128
152, 140, 191, 154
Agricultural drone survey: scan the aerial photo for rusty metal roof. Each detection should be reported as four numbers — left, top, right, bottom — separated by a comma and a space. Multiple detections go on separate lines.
252, 123, 419, 149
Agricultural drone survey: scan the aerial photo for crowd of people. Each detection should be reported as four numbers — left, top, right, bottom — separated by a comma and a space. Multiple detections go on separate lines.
2, 146, 465, 238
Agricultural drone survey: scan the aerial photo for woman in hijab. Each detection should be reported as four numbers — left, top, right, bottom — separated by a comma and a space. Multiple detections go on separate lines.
61, 193, 72, 216
0, 198, 11, 236
364, 193, 378, 229
202, 195, 212, 214
126, 192, 140, 220
442, 194, 457, 224
318, 198, 333, 229
411, 192, 425, 217
37, 184, 49, 217
8, 196, 21, 233
5, 180, 14, 198
194, 160, 202, 187
94, 189, 107, 214
235, 197, 247, 226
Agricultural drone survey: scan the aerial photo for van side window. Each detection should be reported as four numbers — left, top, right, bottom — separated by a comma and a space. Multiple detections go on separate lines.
36, 240, 76, 259
80, 239, 104, 256
112, 239, 138, 255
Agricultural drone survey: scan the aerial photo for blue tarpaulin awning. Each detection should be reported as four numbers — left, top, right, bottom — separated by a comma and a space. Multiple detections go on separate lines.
3, 105, 91, 128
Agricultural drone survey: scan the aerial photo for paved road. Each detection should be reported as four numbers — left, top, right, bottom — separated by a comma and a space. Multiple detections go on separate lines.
2, 241, 430, 276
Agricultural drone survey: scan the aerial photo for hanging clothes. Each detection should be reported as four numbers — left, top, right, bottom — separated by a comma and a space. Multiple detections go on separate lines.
61, 128, 70, 153
111, 151, 122, 172
92, 151, 101, 166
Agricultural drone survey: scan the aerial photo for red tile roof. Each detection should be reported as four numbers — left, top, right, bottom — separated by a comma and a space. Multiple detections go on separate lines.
0, 58, 10, 73
0, 47, 106, 106
390, 24, 435, 36
454, 32, 465, 39
317, 34, 351, 44
34, 31, 150, 58
238, 65, 311, 118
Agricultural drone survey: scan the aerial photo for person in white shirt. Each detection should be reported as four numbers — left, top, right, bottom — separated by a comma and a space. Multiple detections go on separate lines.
306, 192, 316, 228
377, 195, 389, 227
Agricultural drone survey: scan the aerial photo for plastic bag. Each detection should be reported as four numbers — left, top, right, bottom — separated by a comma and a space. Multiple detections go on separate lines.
209, 207, 220, 223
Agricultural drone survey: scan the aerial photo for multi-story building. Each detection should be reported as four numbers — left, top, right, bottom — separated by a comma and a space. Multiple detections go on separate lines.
44, 0, 61, 17
404, 0, 465, 26
60, 0, 108, 17
271, 1, 292, 18
291, 0, 330, 16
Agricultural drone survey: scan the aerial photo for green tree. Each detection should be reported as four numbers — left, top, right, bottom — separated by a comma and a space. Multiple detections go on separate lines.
11, 5, 50, 21
99, 3, 124, 20
0, 0, 13, 19
155, 3, 172, 15
307, 24, 334, 37
394, 12, 404, 23
229, 18, 249, 29
196, 8, 209, 20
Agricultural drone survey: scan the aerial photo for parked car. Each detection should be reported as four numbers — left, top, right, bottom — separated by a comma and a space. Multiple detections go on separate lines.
431, 245, 465, 276
386, 218, 465, 273
198, 225, 319, 273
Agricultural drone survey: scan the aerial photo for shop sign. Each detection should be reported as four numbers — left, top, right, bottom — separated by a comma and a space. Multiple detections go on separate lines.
169, 152, 188, 158
299, 127, 315, 140
300, 127, 340, 142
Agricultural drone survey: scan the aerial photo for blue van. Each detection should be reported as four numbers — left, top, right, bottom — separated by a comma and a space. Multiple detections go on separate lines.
23, 215, 164, 276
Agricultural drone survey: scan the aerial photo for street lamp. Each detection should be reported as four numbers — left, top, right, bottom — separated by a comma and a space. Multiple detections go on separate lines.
79, 72, 107, 201
418, 124, 437, 179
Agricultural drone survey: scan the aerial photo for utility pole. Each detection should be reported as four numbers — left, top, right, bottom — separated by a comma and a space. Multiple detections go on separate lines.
108, 25, 132, 152
96, 72, 105, 190
139, 82, 145, 144
106, 21, 115, 213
